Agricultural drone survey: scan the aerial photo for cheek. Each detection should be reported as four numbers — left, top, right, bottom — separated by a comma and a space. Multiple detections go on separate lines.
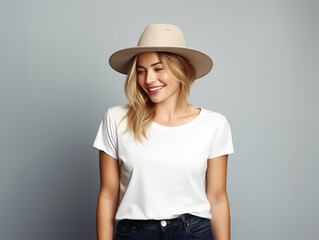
137, 78, 148, 93
163, 72, 177, 85
166, 76, 180, 90
137, 77, 144, 88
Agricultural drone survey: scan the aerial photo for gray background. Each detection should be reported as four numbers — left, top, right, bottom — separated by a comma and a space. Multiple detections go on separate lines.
1, 0, 318, 239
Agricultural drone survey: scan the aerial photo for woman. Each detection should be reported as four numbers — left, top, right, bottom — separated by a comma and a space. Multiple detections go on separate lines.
93, 24, 234, 240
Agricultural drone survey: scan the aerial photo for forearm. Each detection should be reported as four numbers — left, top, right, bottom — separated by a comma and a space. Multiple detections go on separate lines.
96, 194, 119, 240
209, 197, 231, 240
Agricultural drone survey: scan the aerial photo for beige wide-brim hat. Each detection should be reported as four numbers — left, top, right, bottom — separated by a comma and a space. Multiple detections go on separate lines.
109, 24, 213, 80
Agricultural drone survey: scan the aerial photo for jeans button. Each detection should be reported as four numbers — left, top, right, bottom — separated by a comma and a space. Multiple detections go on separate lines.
160, 220, 167, 227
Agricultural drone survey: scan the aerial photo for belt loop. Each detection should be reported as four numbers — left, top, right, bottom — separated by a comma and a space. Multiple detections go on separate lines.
179, 214, 190, 230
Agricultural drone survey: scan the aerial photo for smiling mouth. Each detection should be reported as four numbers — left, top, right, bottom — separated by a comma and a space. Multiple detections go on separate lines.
148, 85, 165, 94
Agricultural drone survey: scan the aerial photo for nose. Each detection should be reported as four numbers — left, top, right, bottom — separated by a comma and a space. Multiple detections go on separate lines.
145, 70, 157, 84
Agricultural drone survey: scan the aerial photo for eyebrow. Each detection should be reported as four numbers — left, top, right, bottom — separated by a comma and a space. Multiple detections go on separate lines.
136, 61, 162, 69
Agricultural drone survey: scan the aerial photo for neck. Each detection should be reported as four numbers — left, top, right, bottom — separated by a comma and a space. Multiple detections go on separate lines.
154, 100, 191, 123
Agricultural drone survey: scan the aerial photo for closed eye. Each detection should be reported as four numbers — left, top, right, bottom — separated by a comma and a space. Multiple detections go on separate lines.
137, 70, 145, 75
155, 68, 163, 72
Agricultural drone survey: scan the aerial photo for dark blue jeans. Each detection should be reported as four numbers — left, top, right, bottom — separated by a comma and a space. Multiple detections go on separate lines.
114, 213, 214, 240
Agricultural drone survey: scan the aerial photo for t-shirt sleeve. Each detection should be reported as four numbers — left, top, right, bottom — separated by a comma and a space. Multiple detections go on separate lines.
92, 109, 118, 159
208, 115, 234, 159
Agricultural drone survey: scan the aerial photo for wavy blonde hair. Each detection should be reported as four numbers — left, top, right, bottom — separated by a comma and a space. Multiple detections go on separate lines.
120, 52, 196, 143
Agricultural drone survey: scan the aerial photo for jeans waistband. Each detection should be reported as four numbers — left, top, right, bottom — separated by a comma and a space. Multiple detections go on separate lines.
118, 213, 203, 229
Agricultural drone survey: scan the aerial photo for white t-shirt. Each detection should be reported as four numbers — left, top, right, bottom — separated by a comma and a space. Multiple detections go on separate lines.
92, 105, 234, 220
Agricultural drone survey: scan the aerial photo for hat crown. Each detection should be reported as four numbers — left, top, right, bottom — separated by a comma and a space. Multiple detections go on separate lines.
137, 24, 186, 47
109, 23, 213, 79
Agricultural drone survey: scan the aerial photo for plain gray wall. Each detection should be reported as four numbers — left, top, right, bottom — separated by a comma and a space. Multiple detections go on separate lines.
1, 0, 318, 239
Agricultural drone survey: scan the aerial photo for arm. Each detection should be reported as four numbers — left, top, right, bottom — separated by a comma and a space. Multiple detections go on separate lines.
97, 150, 120, 240
206, 154, 230, 240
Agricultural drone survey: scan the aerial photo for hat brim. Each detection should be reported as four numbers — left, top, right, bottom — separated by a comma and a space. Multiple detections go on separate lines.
109, 46, 213, 80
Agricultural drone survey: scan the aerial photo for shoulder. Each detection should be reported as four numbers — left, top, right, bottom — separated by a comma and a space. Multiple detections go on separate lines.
201, 107, 227, 124
199, 107, 232, 135
101, 105, 129, 124
107, 105, 129, 118
101, 105, 129, 130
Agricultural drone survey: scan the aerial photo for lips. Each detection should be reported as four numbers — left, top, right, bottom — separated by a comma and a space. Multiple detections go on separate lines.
148, 85, 165, 94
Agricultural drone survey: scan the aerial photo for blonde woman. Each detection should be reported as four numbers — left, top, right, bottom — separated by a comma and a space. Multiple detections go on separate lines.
93, 24, 234, 240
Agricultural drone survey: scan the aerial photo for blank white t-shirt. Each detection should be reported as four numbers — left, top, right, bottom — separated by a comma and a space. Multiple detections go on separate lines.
93, 105, 234, 220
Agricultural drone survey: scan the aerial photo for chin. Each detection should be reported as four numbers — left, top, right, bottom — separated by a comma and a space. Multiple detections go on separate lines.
148, 97, 164, 104
149, 100, 162, 104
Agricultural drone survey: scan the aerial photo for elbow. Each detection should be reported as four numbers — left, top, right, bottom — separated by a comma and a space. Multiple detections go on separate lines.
206, 190, 229, 205
99, 185, 120, 202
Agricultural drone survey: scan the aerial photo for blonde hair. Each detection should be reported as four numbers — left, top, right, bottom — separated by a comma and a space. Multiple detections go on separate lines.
120, 52, 196, 143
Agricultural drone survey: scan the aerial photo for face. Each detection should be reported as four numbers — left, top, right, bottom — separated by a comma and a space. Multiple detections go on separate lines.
136, 52, 181, 106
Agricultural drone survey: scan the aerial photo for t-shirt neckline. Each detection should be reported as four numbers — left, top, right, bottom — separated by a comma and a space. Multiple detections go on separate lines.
151, 107, 205, 130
